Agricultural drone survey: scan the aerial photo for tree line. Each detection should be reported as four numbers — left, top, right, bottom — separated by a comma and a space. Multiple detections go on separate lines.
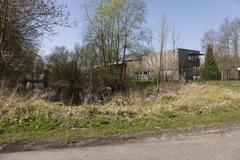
46, 0, 149, 104
0, 0, 151, 105
202, 18, 240, 80
0, 0, 69, 84
1, 0, 235, 105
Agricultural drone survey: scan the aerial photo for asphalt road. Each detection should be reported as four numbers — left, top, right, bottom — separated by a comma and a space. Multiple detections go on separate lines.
1, 128, 240, 160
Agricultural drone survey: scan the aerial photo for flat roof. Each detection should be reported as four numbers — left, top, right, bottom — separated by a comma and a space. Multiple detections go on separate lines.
178, 48, 200, 53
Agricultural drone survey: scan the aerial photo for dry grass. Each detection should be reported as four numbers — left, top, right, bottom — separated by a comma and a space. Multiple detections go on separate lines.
172, 83, 240, 110
2, 82, 240, 144
1, 82, 240, 122
104, 83, 240, 116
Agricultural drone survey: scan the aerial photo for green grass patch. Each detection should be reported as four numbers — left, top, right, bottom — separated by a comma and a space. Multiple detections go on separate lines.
1, 81, 240, 144
1, 100, 240, 144
199, 81, 240, 91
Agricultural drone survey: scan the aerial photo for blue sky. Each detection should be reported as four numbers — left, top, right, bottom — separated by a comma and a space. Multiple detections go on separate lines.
41, 0, 240, 55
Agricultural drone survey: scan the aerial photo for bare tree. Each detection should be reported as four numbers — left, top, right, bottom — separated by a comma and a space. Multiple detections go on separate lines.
157, 15, 169, 91
201, 30, 218, 53
216, 18, 231, 80
169, 24, 181, 81
0, 0, 69, 82
84, 0, 147, 89
171, 24, 181, 50
145, 16, 183, 91
229, 18, 240, 65
202, 18, 240, 80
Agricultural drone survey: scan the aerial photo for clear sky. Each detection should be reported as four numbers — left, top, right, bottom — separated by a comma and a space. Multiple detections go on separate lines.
41, 0, 240, 56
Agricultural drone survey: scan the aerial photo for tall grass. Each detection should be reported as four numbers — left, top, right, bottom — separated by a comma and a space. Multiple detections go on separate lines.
1, 82, 240, 143
1, 82, 239, 122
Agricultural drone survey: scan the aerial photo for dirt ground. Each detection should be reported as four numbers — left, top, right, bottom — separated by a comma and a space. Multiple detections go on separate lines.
1, 123, 239, 154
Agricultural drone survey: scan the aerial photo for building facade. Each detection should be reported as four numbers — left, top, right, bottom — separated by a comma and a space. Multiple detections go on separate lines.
127, 48, 203, 81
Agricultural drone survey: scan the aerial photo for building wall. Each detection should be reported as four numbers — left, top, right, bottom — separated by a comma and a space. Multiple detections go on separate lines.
178, 49, 201, 80
127, 49, 179, 80
126, 48, 202, 81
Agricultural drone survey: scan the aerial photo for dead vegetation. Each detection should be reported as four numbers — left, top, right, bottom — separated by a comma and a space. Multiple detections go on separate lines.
2, 82, 240, 144
1, 82, 240, 122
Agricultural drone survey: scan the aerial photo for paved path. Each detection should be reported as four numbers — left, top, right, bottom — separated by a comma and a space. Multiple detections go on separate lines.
1, 128, 240, 160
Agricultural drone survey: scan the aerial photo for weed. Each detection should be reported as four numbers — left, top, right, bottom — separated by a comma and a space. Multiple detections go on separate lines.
1, 82, 240, 143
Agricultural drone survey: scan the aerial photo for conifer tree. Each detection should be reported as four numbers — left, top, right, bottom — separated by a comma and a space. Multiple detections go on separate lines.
202, 45, 220, 80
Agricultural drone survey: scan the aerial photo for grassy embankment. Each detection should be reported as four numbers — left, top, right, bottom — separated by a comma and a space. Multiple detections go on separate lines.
1, 81, 240, 143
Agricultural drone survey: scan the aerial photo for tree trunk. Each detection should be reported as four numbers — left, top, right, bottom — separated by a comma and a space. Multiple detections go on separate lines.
0, 79, 4, 96
156, 71, 160, 92
221, 70, 224, 81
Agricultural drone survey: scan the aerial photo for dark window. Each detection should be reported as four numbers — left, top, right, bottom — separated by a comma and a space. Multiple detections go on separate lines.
188, 55, 199, 61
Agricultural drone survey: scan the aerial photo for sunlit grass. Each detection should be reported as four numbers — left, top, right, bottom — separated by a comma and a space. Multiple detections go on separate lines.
1, 82, 240, 143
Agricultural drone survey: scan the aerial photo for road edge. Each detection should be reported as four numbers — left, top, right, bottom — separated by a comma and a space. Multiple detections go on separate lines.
1, 123, 239, 154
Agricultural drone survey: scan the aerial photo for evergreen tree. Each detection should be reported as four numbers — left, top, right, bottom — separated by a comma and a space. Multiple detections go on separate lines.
202, 45, 220, 80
